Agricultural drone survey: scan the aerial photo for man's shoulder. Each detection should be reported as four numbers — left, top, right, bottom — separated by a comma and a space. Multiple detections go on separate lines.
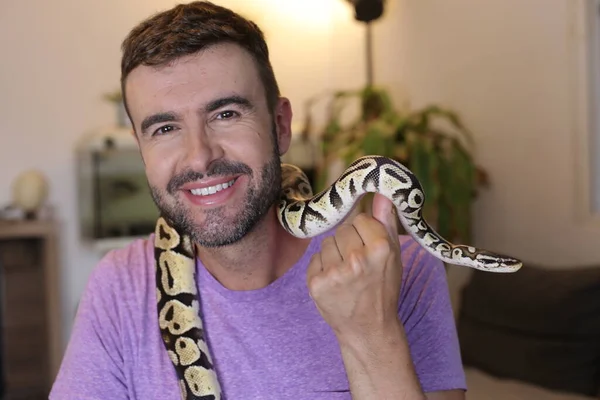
97, 234, 155, 270
86, 234, 156, 295
397, 234, 447, 290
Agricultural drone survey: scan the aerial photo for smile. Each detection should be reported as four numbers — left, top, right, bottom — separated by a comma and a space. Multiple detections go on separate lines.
189, 178, 237, 196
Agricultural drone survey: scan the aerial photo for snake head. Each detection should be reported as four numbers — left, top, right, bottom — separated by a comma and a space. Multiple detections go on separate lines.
451, 245, 523, 273
280, 164, 313, 202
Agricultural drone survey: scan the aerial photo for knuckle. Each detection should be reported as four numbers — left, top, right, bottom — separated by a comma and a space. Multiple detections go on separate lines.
337, 223, 354, 233
336, 223, 357, 239
329, 267, 350, 283
308, 253, 319, 265
353, 212, 370, 224
308, 270, 326, 286
322, 236, 335, 246
372, 237, 391, 255
349, 249, 367, 265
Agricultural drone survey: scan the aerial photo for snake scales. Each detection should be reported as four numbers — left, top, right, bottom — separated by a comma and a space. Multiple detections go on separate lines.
154, 155, 522, 399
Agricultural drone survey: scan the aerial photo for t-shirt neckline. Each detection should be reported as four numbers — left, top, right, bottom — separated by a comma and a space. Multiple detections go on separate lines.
195, 234, 325, 303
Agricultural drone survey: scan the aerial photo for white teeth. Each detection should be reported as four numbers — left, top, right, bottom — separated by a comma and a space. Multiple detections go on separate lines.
190, 179, 236, 196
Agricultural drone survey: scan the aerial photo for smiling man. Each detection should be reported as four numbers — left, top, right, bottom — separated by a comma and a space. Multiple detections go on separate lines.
50, 2, 467, 399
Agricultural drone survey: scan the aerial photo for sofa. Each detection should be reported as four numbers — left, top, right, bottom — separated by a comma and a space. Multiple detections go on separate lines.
447, 262, 600, 400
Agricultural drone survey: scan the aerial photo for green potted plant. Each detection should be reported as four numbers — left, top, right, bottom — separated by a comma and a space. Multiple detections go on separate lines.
310, 86, 488, 244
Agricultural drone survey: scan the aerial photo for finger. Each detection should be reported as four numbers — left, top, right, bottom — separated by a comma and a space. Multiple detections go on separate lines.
351, 210, 400, 269
334, 221, 365, 261
371, 193, 400, 240
352, 212, 390, 248
306, 252, 323, 285
320, 235, 342, 271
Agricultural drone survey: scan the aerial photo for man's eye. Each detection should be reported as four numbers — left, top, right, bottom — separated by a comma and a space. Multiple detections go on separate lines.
154, 125, 175, 135
216, 110, 238, 120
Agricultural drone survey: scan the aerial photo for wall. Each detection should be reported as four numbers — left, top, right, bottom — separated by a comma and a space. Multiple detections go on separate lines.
373, 0, 600, 266
0, 0, 598, 358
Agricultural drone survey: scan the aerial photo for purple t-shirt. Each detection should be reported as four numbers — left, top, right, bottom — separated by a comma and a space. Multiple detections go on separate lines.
50, 231, 466, 399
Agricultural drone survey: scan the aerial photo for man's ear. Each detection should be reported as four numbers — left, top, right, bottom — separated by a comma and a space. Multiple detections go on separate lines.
273, 97, 293, 156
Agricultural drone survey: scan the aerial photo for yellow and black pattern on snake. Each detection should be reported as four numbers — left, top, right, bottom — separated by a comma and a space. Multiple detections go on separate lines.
154, 218, 222, 400
154, 154, 522, 400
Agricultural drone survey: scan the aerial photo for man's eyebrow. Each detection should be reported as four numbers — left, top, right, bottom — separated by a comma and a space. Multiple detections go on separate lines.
140, 112, 181, 135
205, 95, 253, 113
139, 96, 253, 134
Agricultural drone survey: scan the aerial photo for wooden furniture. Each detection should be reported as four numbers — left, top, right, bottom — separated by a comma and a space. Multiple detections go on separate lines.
0, 220, 62, 399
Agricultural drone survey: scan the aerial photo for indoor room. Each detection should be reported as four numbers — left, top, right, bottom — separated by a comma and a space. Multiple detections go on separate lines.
1, 0, 599, 399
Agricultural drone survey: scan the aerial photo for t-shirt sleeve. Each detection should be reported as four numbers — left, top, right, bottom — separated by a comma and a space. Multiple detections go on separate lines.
49, 252, 128, 400
397, 238, 467, 393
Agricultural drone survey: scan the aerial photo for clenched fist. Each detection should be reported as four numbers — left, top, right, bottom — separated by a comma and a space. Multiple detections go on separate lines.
306, 193, 404, 343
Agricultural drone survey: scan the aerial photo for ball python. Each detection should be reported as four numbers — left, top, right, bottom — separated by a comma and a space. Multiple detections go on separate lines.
154, 155, 522, 400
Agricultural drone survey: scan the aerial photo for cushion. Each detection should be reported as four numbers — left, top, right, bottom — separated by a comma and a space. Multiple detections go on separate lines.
457, 263, 600, 397
464, 367, 597, 400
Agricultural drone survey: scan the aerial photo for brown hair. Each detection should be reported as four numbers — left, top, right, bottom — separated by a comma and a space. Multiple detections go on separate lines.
120, 1, 280, 119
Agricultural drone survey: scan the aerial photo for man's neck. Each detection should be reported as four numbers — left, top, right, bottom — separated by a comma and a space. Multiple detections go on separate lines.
195, 207, 312, 291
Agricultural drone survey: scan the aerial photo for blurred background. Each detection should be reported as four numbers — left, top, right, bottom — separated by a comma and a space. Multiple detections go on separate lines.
1, 0, 600, 399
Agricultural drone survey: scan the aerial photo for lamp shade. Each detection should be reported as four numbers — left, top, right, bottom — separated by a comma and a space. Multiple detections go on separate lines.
346, 0, 385, 22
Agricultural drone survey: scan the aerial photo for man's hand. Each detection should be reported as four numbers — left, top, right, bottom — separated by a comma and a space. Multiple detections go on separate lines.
306, 192, 403, 342
306, 193, 425, 399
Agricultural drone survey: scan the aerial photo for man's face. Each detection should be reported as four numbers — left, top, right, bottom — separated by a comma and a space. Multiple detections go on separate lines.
125, 43, 292, 247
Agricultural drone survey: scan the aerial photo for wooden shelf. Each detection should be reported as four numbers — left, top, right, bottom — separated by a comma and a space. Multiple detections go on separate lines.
0, 219, 62, 398
0, 220, 55, 239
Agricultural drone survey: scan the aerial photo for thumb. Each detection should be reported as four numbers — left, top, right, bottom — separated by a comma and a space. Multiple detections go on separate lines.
371, 192, 399, 239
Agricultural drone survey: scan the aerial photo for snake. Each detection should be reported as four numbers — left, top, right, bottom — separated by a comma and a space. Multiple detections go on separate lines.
153, 155, 523, 400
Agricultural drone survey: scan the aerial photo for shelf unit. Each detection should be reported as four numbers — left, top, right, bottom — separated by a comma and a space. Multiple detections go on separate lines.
0, 220, 62, 399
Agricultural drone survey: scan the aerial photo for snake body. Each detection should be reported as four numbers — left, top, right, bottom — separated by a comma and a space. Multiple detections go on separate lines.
154, 155, 522, 399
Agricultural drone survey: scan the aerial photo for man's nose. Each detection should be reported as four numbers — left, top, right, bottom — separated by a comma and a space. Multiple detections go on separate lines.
182, 128, 222, 172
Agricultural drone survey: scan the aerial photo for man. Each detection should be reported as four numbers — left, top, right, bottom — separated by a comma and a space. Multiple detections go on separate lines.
50, 1, 467, 399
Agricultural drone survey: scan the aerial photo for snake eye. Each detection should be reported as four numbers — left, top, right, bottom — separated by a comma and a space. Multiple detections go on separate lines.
300, 183, 312, 196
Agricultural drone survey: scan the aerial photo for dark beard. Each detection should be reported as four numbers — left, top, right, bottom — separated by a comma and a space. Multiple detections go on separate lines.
149, 151, 282, 248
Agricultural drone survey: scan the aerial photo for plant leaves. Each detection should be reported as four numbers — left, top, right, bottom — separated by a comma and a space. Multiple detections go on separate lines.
436, 151, 453, 240
445, 141, 475, 242
408, 134, 440, 227
312, 86, 484, 245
